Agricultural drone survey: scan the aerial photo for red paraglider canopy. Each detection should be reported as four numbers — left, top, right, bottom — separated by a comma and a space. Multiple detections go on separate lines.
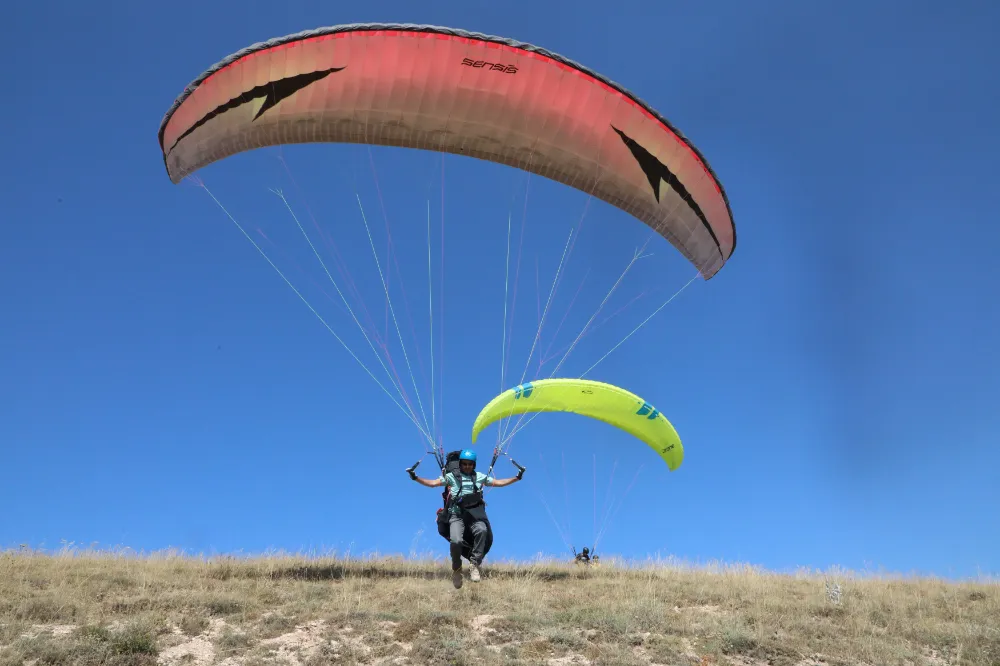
158, 23, 735, 278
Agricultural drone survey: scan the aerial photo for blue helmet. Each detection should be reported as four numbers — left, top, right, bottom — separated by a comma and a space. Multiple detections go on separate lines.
459, 449, 477, 463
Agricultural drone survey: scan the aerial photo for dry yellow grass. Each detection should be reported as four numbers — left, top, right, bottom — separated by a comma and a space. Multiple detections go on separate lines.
0, 547, 997, 665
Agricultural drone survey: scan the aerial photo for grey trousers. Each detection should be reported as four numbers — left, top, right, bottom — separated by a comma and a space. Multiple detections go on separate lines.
448, 513, 488, 567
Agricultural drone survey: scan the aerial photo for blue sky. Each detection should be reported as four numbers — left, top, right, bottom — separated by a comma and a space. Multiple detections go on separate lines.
2, 1, 998, 580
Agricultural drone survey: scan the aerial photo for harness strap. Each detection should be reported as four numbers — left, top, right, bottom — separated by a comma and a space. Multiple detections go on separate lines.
454, 471, 481, 500
445, 470, 482, 514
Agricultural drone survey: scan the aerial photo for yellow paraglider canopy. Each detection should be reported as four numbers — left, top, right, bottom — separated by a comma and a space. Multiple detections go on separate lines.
471, 378, 683, 471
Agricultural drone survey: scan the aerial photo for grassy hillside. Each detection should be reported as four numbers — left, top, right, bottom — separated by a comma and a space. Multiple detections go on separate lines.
1, 548, 997, 665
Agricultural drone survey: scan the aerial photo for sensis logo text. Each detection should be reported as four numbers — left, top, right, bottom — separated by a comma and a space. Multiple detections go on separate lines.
461, 57, 518, 74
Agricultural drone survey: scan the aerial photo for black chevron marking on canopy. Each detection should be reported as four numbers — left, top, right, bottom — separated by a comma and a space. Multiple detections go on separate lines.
612, 125, 722, 258
167, 67, 345, 154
